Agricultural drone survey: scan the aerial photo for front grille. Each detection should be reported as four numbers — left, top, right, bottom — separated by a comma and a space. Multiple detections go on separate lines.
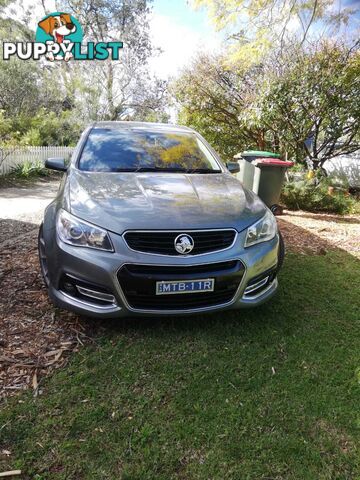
117, 260, 245, 311
123, 230, 236, 255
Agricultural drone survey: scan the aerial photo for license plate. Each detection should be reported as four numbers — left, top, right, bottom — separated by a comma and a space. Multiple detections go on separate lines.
156, 278, 215, 295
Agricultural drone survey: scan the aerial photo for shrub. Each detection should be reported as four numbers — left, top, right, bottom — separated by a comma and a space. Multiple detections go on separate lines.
281, 174, 357, 215
11, 160, 49, 178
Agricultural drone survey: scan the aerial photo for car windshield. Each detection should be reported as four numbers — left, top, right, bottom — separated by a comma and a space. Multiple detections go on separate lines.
78, 128, 222, 173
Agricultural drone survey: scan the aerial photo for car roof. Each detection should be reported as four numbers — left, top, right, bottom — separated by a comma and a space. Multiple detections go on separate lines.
93, 121, 195, 134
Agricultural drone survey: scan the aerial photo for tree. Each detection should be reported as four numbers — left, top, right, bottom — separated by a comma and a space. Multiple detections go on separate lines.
0, 54, 80, 145
192, 0, 356, 65
173, 41, 360, 168
172, 53, 272, 160
0, 0, 169, 149
56, 0, 168, 121
259, 41, 360, 167
0, 59, 42, 118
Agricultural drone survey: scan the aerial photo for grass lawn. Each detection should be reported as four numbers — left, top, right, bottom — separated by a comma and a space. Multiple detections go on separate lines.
1, 251, 359, 479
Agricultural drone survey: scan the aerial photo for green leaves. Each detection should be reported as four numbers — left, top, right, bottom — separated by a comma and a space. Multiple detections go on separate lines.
192, 0, 356, 66
172, 54, 268, 159
173, 42, 360, 167
260, 42, 360, 165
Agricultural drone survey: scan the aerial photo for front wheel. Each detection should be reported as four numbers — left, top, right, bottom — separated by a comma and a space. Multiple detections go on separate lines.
271, 204, 283, 216
38, 223, 50, 288
277, 230, 285, 272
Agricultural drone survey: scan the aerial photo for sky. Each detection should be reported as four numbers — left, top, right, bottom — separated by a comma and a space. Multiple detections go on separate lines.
3, 0, 221, 79
3, 0, 358, 79
149, 0, 221, 79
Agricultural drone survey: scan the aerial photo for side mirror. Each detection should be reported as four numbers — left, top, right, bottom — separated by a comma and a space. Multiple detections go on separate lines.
226, 161, 240, 174
45, 157, 67, 172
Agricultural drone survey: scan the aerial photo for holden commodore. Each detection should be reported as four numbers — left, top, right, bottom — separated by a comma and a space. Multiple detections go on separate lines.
39, 122, 284, 318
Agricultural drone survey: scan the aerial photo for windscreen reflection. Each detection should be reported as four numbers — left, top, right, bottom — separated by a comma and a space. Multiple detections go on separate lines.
79, 128, 221, 173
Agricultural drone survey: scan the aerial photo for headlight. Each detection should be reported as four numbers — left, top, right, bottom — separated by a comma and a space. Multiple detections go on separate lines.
244, 210, 277, 247
56, 209, 114, 251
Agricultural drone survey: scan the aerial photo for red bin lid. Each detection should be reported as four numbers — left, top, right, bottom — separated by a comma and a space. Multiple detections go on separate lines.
254, 158, 294, 167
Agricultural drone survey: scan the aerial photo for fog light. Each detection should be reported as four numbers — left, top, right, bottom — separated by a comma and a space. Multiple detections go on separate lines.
63, 280, 77, 294
59, 273, 117, 307
76, 285, 116, 304
244, 276, 269, 296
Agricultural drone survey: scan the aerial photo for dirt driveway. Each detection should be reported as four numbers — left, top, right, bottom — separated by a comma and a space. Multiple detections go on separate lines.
0, 179, 359, 399
0, 179, 59, 222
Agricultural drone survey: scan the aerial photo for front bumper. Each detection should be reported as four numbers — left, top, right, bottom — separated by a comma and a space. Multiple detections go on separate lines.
43, 226, 280, 318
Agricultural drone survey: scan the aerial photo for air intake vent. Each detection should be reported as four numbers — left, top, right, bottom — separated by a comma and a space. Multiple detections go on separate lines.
117, 260, 245, 311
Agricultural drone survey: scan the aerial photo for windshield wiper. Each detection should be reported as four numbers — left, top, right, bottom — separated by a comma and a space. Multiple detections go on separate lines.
112, 166, 187, 172
185, 168, 222, 174
134, 166, 188, 172
112, 167, 221, 173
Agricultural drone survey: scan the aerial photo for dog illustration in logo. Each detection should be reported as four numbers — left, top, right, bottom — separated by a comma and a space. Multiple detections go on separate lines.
38, 13, 76, 62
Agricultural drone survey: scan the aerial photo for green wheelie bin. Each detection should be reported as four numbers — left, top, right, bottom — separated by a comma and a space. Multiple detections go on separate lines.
252, 158, 294, 215
241, 150, 281, 163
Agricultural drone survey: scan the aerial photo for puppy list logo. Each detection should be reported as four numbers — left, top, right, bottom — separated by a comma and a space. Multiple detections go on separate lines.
2, 12, 123, 62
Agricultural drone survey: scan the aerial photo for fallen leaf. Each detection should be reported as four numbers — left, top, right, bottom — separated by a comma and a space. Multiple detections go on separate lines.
32, 372, 38, 391
0, 471, 22, 478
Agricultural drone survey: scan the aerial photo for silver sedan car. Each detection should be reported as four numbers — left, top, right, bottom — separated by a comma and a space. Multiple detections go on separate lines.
39, 122, 284, 318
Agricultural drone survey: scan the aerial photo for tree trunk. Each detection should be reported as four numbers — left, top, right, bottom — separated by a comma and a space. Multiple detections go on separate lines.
312, 158, 321, 170
106, 62, 115, 120
273, 132, 280, 152
257, 130, 265, 150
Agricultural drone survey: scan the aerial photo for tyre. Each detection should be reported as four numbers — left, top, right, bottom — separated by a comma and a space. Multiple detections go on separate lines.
38, 223, 50, 288
271, 204, 283, 216
277, 230, 285, 272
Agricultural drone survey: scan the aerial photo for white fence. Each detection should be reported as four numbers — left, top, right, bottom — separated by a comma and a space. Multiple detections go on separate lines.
323, 151, 360, 188
0, 146, 74, 175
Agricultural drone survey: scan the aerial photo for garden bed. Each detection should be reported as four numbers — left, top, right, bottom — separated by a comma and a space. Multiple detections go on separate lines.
279, 210, 360, 257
